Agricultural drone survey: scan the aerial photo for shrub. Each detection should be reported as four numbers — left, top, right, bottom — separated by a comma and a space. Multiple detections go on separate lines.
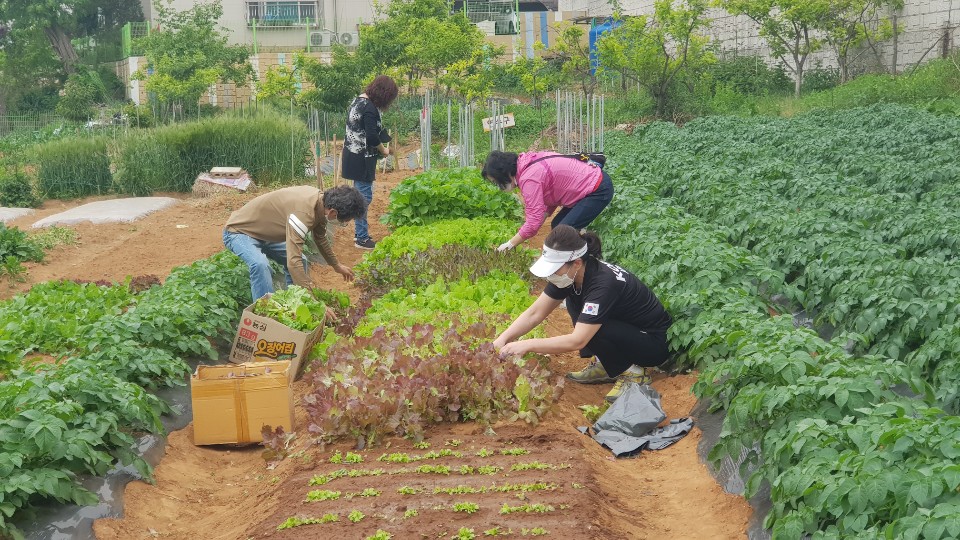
801, 64, 841, 93
111, 111, 310, 194
794, 54, 960, 112
605, 90, 656, 123
55, 71, 106, 121
121, 103, 156, 128
708, 56, 793, 96
0, 168, 42, 208
33, 136, 112, 199
383, 168, 522, 227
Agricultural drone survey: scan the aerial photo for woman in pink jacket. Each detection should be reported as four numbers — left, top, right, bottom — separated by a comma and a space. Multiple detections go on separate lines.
481, 151, 614, 251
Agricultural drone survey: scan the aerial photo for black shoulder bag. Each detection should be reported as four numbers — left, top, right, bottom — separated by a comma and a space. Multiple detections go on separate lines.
528, 152, 606, 169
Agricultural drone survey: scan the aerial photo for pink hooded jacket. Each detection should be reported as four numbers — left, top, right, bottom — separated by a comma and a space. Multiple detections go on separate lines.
515, 152, 603, 239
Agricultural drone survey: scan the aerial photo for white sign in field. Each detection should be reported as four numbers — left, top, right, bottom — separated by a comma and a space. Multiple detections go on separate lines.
481, 113, 516, 132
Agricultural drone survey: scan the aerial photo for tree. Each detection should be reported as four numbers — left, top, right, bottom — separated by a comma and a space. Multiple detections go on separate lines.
509, 49, 561, 107
55, 70, 106, 120
0, 26, 62, 115
719, 0, 833, 97
438, 44, 505, 103
360, 1, 484, 94
73, 0, 144, 36
597, 0, 713, 117
256, 63, 300, 103
0, 0, 82, 73
300, 46, 373, 112
822, 0, 902, 82
547, 23, 596, 98
134, 1, 252, 111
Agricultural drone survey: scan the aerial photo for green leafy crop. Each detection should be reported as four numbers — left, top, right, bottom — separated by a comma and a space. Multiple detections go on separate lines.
357, 272, 535, 339
252, 285, 326, 331
304, 321, 561, 446
382, 167, 522, 227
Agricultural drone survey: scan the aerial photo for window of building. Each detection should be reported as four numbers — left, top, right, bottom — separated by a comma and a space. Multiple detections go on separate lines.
247, 1, 319, 27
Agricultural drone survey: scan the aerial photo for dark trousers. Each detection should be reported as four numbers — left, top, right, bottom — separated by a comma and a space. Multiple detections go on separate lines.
551, 170, 614, 230
577, 319, 670, 377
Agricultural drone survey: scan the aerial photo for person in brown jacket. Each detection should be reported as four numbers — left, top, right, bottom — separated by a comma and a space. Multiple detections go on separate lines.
223, 185, 366, 301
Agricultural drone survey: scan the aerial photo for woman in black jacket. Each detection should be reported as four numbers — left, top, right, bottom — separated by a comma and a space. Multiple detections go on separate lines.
341, 75, 399, 250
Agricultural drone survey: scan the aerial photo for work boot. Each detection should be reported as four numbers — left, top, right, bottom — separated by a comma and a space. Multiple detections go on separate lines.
605, 367, 652, 403
565, 357, 616, 384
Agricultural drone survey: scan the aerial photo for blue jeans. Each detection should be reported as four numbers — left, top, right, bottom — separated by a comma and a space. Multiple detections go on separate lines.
223, 230, 293, 301
551, 170, 614, 230
353, 179, 374, 242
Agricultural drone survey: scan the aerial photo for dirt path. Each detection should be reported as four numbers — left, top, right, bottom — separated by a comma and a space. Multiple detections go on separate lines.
5, 173, 750, 538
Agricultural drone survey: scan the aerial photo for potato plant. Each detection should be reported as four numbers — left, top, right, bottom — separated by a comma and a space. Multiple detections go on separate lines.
595, 115, 960, 538
0, 251, 251, 537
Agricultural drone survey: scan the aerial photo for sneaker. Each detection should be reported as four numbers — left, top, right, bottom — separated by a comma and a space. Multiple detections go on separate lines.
354, 237, 376, 250
566, 357, 616, 384
605, 368, 652, 403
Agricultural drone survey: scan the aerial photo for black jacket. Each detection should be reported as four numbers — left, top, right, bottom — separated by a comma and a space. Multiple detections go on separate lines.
341, 96, 391, 181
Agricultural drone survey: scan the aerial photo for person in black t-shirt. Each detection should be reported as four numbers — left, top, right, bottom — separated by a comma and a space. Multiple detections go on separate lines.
493, 225, 672, 403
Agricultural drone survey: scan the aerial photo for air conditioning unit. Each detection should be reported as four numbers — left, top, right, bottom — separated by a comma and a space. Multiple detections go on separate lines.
339, 32, 359, 46
309, 32, 333, 47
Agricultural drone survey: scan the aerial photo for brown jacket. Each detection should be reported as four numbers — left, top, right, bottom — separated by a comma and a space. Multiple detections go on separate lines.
225, 186, 338, 288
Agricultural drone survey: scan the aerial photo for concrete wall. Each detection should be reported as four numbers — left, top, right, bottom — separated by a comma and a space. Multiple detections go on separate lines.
561, 0, 960, 74
112, 56, 149, 106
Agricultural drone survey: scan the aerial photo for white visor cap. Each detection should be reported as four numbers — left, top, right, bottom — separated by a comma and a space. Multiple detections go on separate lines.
529, 244, 588, 278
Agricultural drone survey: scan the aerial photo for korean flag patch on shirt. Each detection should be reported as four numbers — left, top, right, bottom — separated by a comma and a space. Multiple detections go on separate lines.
583, 303, 600, 316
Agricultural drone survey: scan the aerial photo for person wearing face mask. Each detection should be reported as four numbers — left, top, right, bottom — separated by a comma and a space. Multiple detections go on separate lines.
223, 185, 366, 309
493, 225, 672, 403
481, 150, 614, 252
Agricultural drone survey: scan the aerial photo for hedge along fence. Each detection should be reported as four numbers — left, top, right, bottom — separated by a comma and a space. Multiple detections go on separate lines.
32, 111, 311, 198
33, 136, 113, 199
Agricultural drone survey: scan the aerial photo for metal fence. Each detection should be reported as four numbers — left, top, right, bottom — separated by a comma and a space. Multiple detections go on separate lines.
0, 114, 68, 138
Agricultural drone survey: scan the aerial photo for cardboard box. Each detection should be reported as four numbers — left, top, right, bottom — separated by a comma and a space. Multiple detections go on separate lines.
191, 361, 294, 446
228, 301, 325, 381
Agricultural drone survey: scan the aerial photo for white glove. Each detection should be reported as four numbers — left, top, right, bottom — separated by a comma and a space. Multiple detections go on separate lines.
497, 241, 514, 252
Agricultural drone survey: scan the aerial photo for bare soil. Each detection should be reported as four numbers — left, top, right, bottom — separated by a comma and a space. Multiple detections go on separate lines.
5, 171, 750, 539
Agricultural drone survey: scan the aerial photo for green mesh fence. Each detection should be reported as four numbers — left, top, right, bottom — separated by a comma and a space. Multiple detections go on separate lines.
121, 22, 150, 58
